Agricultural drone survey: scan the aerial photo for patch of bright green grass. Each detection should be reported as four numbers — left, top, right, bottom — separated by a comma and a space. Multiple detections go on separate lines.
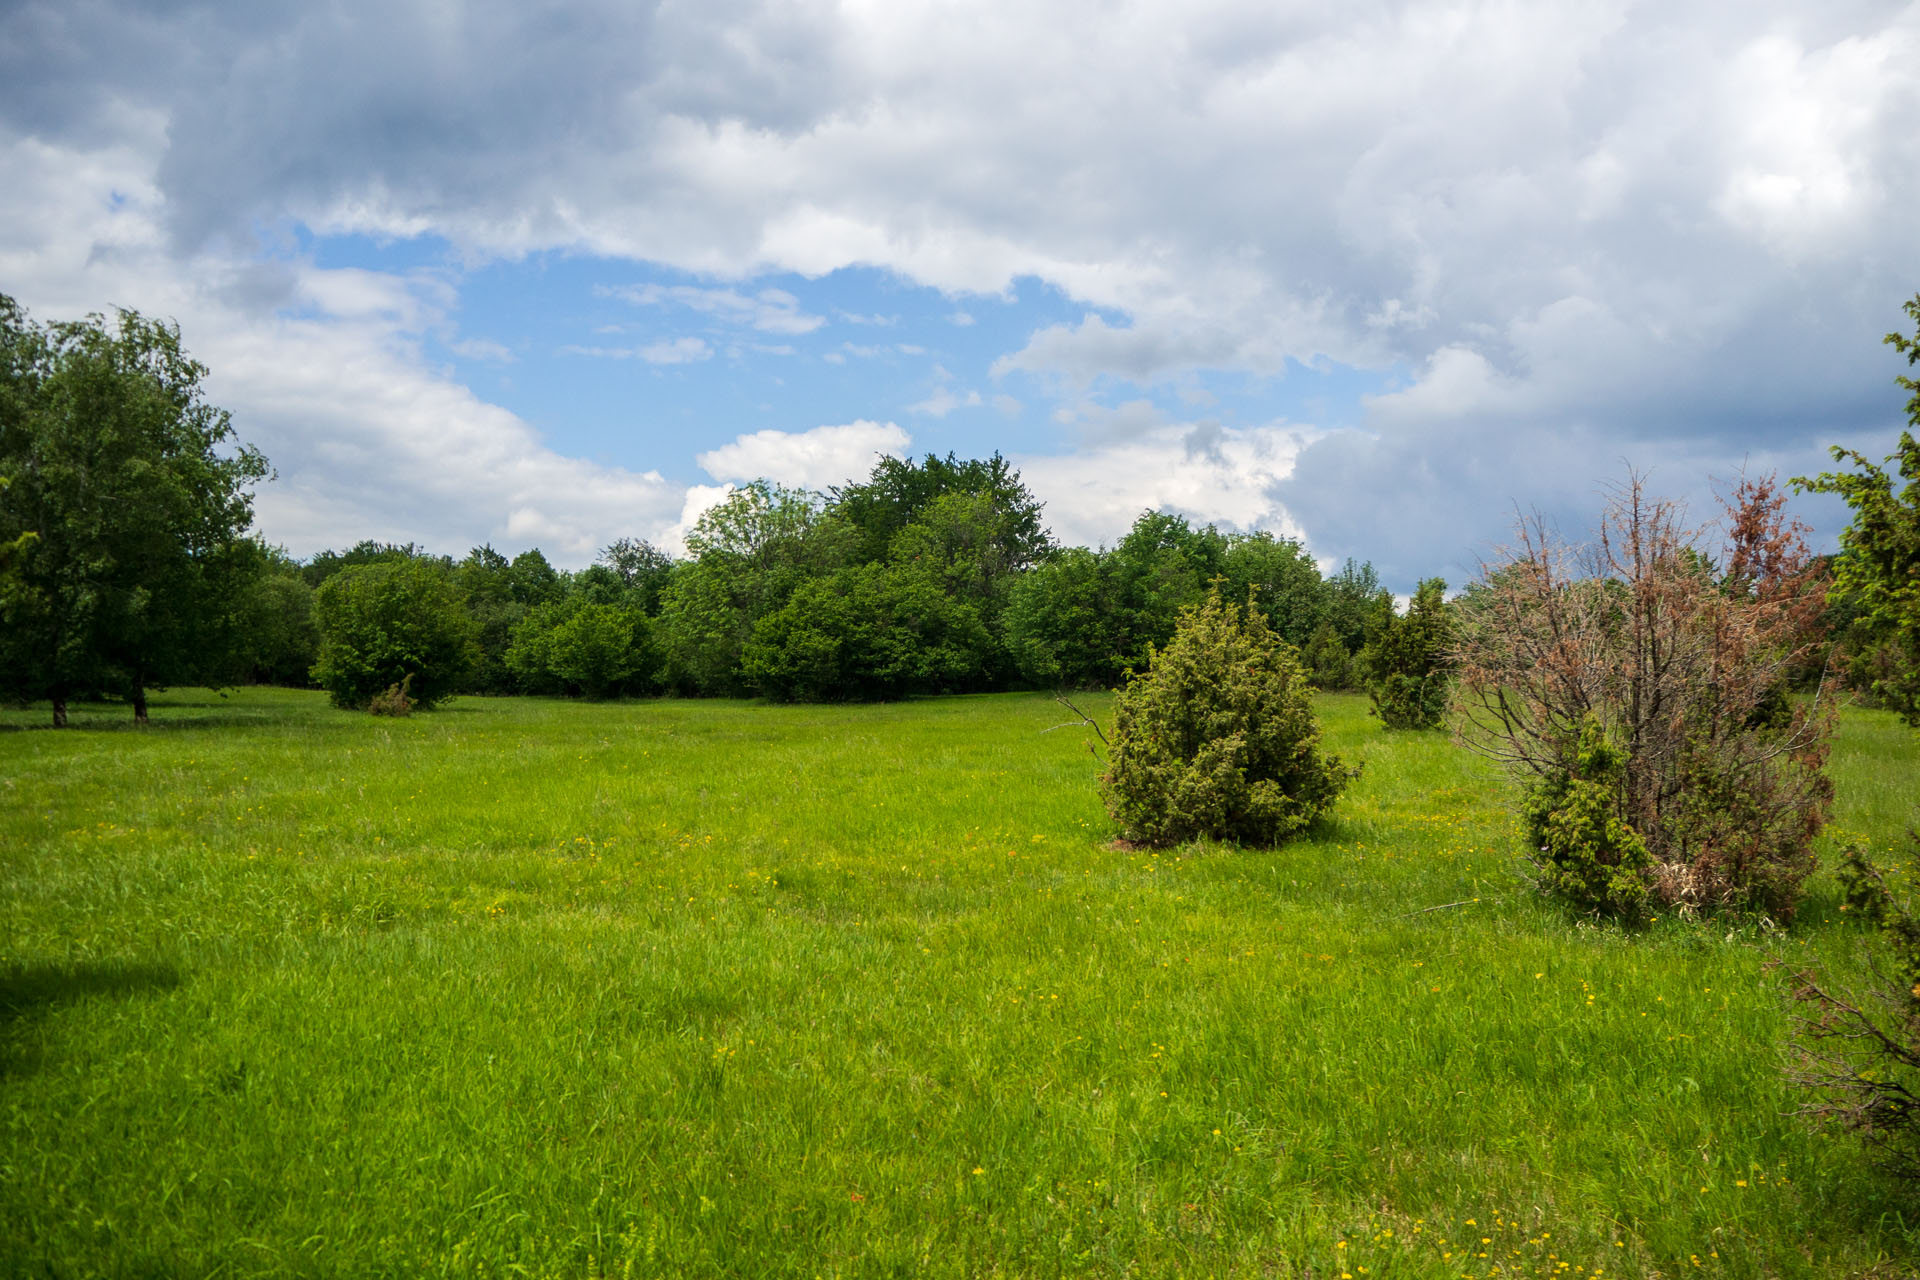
2, 689, 1916, 1277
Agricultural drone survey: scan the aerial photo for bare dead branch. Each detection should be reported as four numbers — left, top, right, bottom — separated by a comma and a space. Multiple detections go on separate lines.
1047, 694, 1110, 754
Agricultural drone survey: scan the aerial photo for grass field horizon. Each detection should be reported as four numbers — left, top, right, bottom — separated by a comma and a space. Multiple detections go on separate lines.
3, 688, 1917, 1277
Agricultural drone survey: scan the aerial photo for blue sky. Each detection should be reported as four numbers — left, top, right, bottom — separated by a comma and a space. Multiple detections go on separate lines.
311, 230, 1393, 496
2, 1, 1914, 587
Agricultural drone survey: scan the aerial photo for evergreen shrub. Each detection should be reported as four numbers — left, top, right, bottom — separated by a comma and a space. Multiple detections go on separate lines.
1520, 715, 1652, 918
1099, 588, 1355, 847
1362, 577, 1452, 729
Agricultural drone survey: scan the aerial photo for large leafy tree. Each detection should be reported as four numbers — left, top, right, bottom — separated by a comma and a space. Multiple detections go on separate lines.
742, 562, 990, 701
598, 536, 676, 613
224, 541, 319, 687
1219, 531, 1323, 646
506, 598, 656, 699
830, 452, 1052, 569
0, 478, 34, 594
299, 539, 444, 587
1102, 511, 1228, 672
655, 482, 842, 693
1005, 518, 1329, 691
0, 296, 268, 725
452, 544, 522, 694
1794, 294, 1920, 724
1005, 547, 1123, 688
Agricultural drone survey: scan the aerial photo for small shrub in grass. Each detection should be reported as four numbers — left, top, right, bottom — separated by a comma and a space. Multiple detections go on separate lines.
1099, 587, 1356, 847
1784, 830, 1920, 1178
367, 674, 415, 717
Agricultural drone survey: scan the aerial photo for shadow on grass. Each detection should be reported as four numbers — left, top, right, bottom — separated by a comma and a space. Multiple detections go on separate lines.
0, 960, 184, 1076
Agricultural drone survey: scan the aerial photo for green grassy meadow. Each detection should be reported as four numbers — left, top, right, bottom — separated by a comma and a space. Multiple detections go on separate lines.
2, 689, 1917, 1278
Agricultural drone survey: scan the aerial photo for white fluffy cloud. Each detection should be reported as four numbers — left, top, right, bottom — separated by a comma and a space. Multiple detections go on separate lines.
1017, 422, 1314, 552
0, 126, 685, 568
695, 420, 911, 490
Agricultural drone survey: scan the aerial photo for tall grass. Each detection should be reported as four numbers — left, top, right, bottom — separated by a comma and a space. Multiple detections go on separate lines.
1, 689, 1915, 1277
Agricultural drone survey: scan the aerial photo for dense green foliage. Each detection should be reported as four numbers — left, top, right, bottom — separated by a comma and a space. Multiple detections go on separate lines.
1290, 561, 1394, 693
3, 689, 1916, 1276
506, 600, 656, 699
1521, 715, 1654, 918
1101, 590, 1355, 847
830, 451, 1051, 570
310, 559, 480, 709
1794, 294, 1920, 724
0, 381, 1400, 714
251, 492, 1404, 709
742, 563, 990, 701
1363, 576, 1452, 728
1301, 620, 1361, 691
0, 295, 268, 724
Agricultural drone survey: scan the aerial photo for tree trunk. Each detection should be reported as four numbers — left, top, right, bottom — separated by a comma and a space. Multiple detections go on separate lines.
51, 696, 67, 728
132, 682, 148, 724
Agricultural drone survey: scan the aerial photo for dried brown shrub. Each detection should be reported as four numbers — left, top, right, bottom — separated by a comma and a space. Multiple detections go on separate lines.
1452, 471, 1834, 919
367, 673, 416, 717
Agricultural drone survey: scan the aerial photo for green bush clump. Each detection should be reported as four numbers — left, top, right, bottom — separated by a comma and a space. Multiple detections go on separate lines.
1520, 715, 1653, 918
1099, 588, 1355, 847
310, 559, 478, 710
1301, 621, 1361, 692
742, 564, 988, 702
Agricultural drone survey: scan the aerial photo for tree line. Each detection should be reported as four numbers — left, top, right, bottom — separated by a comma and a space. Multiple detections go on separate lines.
1, 292, 1442, 720
6, 287, 1918, 734
239, 464, 1434, 713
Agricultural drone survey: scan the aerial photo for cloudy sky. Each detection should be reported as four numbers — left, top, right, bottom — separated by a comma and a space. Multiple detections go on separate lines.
3, 1, 1915, 587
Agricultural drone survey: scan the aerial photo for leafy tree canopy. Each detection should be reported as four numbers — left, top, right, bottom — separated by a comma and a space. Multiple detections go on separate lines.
0, 295, 268, 724
830, 452, 1051, 569
1362, 577, 1453, 730
1794, 293, 1920, 724
301, 540, 444, 588
310, 559, 479, 710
